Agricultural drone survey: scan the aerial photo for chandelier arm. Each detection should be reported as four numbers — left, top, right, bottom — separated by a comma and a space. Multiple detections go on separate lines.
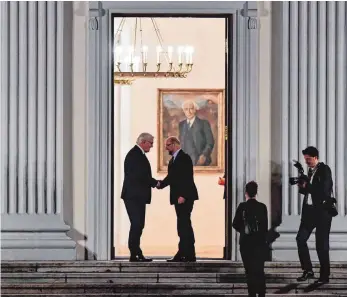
139, 18, 143, 51
115, 17, 126, 45
151, 18, 174, 71
134, 18, 138, 51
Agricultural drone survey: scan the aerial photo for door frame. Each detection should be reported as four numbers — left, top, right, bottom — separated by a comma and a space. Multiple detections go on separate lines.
86, 1, 259, 260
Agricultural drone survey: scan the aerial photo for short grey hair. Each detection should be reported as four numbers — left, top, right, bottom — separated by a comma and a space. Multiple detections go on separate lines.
166, 136, 180, 145
182, 100, 199, 111
136, 132, 154, 144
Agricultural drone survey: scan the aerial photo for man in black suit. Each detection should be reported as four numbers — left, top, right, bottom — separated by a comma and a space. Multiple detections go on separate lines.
121, 132, 158, 262
178, 100, 214, 166
157, 136, 199, 262
296, 146, 333, 283
232, 181, 268, 297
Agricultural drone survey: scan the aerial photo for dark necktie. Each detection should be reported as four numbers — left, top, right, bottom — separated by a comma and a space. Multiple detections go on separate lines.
308, 168, 313, 180
304, 168, 314, 205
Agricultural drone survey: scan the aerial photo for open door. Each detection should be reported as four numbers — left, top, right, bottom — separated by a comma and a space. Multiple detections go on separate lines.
223, 15, 233, 260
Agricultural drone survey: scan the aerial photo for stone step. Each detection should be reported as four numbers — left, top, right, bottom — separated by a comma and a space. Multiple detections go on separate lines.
3, 283, 347, 294
2, 293, 347, 297
2, 272, 347, 284
2, 261, 347, 273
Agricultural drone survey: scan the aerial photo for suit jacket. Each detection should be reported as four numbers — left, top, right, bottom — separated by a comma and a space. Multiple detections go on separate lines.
299, 162, 333, 209
178, 116, 214, 165
232, 199, 268, 247
159, 150, 199, 205
121, 145, 157, 204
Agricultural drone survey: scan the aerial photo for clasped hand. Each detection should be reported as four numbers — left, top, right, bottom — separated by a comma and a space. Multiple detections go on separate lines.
155, 180, 185, 204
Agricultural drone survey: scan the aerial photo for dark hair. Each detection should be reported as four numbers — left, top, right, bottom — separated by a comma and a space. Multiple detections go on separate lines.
245, 181, 258, 198
302, 146, 319, 158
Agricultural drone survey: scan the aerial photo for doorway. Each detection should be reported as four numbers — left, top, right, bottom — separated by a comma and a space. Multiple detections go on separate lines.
110, 15, 233, 260
86, 1, 259, 261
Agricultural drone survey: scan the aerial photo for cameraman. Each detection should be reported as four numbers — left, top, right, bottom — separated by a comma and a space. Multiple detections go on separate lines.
296, 146, 333, 284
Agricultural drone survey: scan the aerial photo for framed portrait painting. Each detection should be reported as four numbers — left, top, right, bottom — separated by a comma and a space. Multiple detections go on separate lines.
157, 88, 225, 173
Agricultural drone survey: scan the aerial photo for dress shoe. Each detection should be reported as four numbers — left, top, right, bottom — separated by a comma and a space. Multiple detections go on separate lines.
130, 255, 152, 262
314, 278, 329, 284
182, 256, 196, 262
167, 256, 184, 262
297, 270, 314, 282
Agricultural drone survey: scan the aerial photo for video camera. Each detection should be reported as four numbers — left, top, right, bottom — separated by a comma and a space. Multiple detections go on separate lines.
289, 160, 310, 186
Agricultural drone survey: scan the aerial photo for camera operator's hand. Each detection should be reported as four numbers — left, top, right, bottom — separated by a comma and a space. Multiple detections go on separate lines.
297, 181, 307, 189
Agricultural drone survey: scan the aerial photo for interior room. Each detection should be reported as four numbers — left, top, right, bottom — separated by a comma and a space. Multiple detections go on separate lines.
112, 16, 226, 258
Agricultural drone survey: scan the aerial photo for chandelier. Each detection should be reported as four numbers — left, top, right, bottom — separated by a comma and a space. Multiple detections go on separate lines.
114, 18, 194, 85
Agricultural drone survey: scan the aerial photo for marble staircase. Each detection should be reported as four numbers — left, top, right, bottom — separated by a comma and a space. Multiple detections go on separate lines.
2, 261, 347, 297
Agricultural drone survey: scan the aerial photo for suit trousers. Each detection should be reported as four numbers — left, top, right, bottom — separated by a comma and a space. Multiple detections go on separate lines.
175, 200, 195, 257
124, 200, 146, 256
296, 204, 332, 278
240, 244, 266, 297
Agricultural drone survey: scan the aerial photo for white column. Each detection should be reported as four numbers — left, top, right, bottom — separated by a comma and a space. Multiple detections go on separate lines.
1, 1, 76, 261
27, 1, 38, 214
308, 2, 317, 147
231, 12, 238, 260
326, 2, 336, 179
248, 16, 259, 182
281, 2, 289, 216
18, 2, 28, 214
298, 1, 308, 213
9, 2, 19, 214
46, 2, 56, 214
56, 2, 64, 215
272, 1, 347, 262
289, 2, 299, 215
0, 2, 9, 214
317, 2, 327, 161
37, 2, 47, 214
336, 2, 345, 216
236, 11, 246, 207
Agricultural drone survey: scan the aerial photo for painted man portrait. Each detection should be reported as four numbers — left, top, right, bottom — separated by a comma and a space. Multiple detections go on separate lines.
158, 89, 224, 172
179, 100, 214, 166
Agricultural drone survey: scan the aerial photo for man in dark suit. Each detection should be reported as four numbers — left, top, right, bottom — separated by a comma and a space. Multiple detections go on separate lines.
296, 146, 333, 283
121, 132, 158, 262
232, 181, 268, 297
157, 136, 199, 262
178, 100, 214, 166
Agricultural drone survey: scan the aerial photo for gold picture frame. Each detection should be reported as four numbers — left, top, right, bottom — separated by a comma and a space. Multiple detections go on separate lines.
157, 88, 225, 173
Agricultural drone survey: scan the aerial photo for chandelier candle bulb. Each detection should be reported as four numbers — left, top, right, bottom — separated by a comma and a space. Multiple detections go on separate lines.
168, 46, 173, 63
178, 46, 184, 64
142, 45, 148, 63
156, 45, 162, 64
133, 56, 140, 72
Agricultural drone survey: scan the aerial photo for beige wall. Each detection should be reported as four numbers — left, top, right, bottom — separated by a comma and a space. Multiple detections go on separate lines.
113, 18, 226, 258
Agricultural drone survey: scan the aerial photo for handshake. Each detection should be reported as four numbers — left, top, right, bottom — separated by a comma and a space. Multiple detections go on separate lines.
154, 180, 163, 189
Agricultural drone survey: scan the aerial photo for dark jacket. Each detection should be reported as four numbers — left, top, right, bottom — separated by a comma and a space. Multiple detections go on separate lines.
299, 162, 333, 209
178, 117, 214, 165
121, 145, 157, 204
159, 150, 199, 205
232, 199, 268, 247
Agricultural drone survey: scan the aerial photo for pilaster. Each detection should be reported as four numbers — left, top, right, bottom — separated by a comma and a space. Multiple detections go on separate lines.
0, 1, 76, 260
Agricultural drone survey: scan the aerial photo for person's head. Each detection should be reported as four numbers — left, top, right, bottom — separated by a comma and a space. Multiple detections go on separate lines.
302, 146, 319, 168
136, 133, 154, 153
165, 136, 181, 156
182, 100, 198, 120
245, 181, 258, 200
